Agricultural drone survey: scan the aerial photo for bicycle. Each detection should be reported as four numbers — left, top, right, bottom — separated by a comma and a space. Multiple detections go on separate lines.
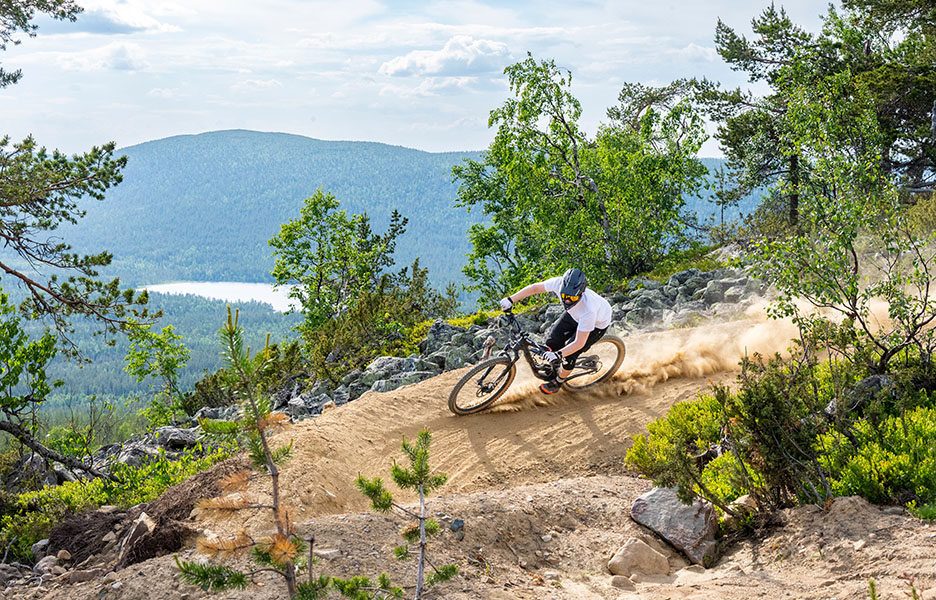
447, 309, 626, 415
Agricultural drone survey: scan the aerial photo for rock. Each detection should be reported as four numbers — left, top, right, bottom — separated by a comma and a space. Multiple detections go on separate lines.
102, 531, 117, 543
69, 569, 104, 584
882, 506, 905, 516
701, 280, 727, 305
854, 540, 866, 551
331, 387, 350, 405
30, 539, 49, 558
33, 555, 58, 575
193, 406, 238, 422
723, 285, 746, 304
50, 566, 67, 576
287, 393, 332, 418
56, 549, 71, 561
442, 345, 473, 371
610, 575, 637, 590
103, 571, 118, 584
543, 570, 560, 581
116, 512, 156, 564
608, 538, 669, 577
450, 519, 464, 532
365, 356, 405, 374
631, 487, 719, 566
313, 548, 340, 560
420, 320, 466, 354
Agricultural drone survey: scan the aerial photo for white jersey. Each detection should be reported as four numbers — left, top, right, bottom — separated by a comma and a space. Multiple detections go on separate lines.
543, 276, 612, 332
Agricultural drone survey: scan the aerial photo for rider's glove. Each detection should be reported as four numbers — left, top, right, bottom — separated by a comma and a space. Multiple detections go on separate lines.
543, 350, 562, 363
499, 297, 513, 312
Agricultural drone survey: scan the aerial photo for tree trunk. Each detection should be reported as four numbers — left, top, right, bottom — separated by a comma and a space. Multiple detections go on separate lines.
415, 483, 426, 600
789, 153, 800, 228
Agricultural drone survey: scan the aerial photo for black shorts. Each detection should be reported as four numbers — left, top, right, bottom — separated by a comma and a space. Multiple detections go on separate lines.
545, 312, 607, 370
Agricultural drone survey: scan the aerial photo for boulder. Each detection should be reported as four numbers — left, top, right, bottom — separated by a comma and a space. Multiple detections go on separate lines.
420, 320, 466, 354
608, 537, 669, 577
31, 538, 50, 558
154, 426, 199, 450
286, 393, 332, 419
33, 555, 58, 575
631, 487, 718, 566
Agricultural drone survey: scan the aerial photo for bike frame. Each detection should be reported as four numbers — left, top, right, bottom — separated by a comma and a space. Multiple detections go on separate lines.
482, 310, 596, 383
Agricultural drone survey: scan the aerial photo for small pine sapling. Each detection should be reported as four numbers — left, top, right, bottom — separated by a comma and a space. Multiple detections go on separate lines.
175, 307, 330, 599
351, 429, 458, 600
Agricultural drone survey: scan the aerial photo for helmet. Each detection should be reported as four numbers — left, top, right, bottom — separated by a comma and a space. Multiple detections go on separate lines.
560, 268, 587, 309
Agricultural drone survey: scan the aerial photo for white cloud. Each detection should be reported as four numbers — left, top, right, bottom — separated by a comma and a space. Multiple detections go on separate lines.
672, 43, 718, 62
379, 35, 510, 77
148, 88, 176, 98
231, 79, 283, 91
70, 0, 180, 34
56, 42, 147, 71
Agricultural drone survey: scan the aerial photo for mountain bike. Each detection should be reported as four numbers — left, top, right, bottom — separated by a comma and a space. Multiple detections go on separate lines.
447, 309, 626, 415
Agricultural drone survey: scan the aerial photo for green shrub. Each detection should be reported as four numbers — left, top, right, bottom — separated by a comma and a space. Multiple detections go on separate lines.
818, 405, 936, 505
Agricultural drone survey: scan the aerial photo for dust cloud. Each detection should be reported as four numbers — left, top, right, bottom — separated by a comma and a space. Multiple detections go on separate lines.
490, 302, 800, 410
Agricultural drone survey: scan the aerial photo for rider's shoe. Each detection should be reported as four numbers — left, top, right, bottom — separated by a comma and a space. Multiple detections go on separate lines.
539, 378, 565, 394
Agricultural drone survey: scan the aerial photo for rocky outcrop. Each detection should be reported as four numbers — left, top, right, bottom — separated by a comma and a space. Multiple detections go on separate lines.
264, 266, 766, 421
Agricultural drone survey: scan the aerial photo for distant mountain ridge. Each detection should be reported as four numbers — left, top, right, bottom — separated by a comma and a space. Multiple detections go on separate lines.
57, 130, 755, 291
63, 129, 484, 287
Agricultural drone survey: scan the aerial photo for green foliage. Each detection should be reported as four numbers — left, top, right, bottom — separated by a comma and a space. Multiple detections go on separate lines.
0, 0, 81, 88
629, 343, 936, 518
174, 556, 248, 591
331, 574, 404, 599
0, 291, 61, 412
304, 259, 457, 384
818, 404, 936, 504
270, 188, 407, 332
454, 55, 709, 302
0, 134, 152, 352
124, 321, 191, 429
294, 576, 332, 600
907, 500, 936, 521
906, 192, 936, 236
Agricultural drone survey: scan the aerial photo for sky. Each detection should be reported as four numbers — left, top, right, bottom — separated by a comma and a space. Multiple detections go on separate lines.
2, 0, 830, 156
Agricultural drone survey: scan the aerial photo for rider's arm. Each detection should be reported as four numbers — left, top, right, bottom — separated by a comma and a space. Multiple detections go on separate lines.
506, 282, 547, 306
558, 329, 589, 357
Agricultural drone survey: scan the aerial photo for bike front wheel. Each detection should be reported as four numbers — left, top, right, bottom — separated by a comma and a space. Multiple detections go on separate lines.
563, 335, 626, 391
448, 356, 517, 415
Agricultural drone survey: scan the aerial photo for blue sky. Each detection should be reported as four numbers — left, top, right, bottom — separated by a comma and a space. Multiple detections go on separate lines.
2, 0, 828, 156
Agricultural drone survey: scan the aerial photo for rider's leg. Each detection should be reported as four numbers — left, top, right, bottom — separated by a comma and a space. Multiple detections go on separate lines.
558, 327, 608, 378
541, 313, 578, 394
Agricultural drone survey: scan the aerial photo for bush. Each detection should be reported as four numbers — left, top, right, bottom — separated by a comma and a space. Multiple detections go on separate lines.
628, 350, 936, 518
818, 404, 936, 505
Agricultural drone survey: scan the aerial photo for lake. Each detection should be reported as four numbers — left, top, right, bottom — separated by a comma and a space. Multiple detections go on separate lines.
141, 282, 297, 312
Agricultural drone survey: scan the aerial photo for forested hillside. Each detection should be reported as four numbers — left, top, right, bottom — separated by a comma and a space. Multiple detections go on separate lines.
48, 131, 752, 290
59, 130, 484, 287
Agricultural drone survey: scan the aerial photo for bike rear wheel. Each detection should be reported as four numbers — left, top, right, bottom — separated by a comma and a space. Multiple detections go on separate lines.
563, 335, 626, 391
448, 356, 517, 415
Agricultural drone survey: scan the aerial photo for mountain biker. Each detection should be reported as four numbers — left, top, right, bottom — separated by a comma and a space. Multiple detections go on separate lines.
499, 268, 612, 394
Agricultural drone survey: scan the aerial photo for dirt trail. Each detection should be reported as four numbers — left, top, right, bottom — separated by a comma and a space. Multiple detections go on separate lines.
200, 315, 799, 536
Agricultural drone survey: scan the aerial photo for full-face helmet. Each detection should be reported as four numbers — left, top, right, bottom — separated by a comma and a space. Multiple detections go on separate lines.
560, 268, 587, 309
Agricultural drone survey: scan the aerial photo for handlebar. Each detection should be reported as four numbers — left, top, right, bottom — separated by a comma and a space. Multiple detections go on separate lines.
499, 308, 549, 356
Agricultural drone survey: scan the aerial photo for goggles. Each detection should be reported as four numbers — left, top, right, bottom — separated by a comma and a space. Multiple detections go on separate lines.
561, 293, 580, 304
